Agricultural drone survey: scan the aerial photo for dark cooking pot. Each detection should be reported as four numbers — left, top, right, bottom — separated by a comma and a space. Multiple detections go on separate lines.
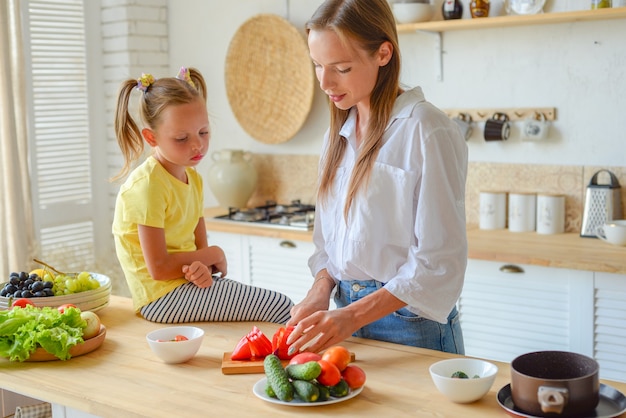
511, 351, 599, 417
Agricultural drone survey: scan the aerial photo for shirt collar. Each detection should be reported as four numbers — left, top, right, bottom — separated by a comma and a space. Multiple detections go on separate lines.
339, 86, 426, 140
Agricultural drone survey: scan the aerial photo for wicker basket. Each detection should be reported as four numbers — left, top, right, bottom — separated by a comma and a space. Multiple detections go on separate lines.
225, 14, 315, 144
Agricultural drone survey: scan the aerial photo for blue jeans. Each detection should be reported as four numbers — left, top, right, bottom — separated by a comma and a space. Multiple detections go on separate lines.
334, 279, 465, 354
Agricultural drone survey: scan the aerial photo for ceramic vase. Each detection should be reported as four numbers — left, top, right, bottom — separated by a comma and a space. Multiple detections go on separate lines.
207, 149, 258, 209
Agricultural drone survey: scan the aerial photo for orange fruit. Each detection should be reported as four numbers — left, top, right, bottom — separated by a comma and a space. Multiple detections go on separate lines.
321, 345, 351, 371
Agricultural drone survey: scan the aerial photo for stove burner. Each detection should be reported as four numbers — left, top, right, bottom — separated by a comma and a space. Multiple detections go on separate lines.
214, 200, 315, 231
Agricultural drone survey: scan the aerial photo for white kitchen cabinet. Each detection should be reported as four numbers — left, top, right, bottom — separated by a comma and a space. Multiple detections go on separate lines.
248, 236, 315, 305
207, 231, 249, 285
594, 272, 626, 383
207, 231, 317, 305
459, 259, 594, 364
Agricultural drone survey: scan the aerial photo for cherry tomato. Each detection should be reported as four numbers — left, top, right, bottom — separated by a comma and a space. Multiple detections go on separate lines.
11, 298, 35, 309
57, 303, 78, 314
341, 364, 366, 389
322, 345, 351, 371
316, 359, 342, 387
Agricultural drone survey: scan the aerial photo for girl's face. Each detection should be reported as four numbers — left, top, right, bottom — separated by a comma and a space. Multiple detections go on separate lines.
143, 98, 210, 178
308, 29, 391, 112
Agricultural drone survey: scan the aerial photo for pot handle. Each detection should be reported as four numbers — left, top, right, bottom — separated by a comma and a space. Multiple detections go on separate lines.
538, 386, 569, 414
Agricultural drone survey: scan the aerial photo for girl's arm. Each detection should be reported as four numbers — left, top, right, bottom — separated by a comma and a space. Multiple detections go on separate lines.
138, 217, 227, 281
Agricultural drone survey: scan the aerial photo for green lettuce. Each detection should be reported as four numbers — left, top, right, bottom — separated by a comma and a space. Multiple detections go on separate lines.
0, 305, 86, 361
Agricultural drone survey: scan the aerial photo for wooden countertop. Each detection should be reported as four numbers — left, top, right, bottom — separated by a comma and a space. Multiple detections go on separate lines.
2, 296, 624, 417
204, 208, 626, 275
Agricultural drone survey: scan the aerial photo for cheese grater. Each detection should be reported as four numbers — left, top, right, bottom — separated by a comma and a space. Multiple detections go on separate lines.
580, 170, 623, 238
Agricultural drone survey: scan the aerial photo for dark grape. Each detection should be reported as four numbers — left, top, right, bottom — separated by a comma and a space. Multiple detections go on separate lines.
18, 271, 28, 280
21, 290, 33, 298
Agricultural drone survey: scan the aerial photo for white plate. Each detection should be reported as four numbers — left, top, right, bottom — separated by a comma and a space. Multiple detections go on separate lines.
253, 377, 363, 406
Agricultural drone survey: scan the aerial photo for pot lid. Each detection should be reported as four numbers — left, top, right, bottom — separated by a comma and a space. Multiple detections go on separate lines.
225, 14, 315, 144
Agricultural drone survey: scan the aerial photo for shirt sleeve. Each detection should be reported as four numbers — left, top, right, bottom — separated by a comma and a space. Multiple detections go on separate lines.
383, 122, 468, 324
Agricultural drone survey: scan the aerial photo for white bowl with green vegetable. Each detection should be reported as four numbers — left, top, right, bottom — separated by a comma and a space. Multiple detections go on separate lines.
429, 358, 498, 403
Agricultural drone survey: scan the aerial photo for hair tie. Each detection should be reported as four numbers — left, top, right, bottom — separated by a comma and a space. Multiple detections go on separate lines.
176, 67, 196, 89
136, 73, 156, 92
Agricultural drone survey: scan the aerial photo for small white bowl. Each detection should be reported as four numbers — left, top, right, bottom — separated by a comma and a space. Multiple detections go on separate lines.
429, 358, 498, 403
392, 3, 435, 24
146, 326, 204, 364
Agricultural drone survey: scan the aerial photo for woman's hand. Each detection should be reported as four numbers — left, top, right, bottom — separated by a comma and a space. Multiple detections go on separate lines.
286, 309, 356, 355
182, 261, 213, 288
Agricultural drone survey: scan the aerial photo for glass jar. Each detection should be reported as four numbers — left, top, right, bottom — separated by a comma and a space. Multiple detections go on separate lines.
470, 0, 490, 18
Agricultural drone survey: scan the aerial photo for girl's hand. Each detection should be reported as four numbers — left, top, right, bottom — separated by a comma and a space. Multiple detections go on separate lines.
182, 261, 213, 288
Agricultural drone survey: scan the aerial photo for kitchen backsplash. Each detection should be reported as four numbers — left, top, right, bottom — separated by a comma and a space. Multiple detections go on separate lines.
246, 154, 626, 233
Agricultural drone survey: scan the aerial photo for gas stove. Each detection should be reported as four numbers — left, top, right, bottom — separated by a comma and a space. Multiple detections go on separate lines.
212, 200, 315, 231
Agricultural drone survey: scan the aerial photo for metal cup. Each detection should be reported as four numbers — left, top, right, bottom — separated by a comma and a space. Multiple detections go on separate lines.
453, 112, 473, 141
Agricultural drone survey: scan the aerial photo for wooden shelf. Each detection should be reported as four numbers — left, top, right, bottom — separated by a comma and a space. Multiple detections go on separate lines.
396, 7, 626, 33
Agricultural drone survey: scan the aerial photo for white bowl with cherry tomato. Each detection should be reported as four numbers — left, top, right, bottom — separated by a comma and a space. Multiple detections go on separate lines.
146, 326, 204, 364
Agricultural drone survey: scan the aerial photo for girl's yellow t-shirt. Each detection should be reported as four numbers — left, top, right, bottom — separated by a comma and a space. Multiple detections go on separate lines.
112, 156, 203, 312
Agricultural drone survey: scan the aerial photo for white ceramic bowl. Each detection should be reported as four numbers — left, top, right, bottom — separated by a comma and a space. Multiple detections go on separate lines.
392, 3, 435, 24
146, 326, 204, 364
429, 358, 498, 403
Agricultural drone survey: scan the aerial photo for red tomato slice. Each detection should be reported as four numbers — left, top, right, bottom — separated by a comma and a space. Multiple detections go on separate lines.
174, 335, 188, 341
11, 298, 35, 309
231, 335, 252, 360
272, 326, 295, 360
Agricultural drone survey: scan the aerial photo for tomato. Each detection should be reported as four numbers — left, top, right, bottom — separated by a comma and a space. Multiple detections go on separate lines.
230, 326, 273, 360
341, 364, 366, 389
174, 335, 188, 342
57, 303, 78, 314
272, 326, 295, 360
316, 359, 342, 387
11, 298, 35, 309
321, 345, 351, 371
288, 352, 322, 365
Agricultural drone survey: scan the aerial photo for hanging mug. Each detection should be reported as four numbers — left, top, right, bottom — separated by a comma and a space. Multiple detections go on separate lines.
453, 112, 473, 141
522, 112, 549, 141
484, 112, 511, 141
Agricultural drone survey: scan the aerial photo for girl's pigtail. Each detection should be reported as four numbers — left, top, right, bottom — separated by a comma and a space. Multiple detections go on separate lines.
112, 79, 145, 181
188, 68, 208, 102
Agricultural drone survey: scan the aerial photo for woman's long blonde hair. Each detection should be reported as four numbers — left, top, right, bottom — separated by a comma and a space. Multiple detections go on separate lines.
306, 0, 401, 219
112, 67, 208, 181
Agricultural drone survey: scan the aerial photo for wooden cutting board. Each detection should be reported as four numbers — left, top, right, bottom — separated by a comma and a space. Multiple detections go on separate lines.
221, 352, 356, 375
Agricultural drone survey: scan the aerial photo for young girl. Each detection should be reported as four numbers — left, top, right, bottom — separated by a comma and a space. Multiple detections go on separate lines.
112, 67, 293, 323
286, 0, 468, 354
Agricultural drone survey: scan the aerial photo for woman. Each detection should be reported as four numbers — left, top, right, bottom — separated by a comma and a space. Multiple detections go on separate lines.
286, 0, 468, 354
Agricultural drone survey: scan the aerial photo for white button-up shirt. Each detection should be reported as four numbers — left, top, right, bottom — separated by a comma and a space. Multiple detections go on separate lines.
309, 87, 468, 324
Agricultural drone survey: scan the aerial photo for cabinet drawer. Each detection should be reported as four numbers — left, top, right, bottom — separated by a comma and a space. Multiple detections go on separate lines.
460, 259, 593, 363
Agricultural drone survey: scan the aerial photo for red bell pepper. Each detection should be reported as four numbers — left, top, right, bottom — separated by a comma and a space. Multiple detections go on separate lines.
230, 326, 273, 360
272, 326, 295, 360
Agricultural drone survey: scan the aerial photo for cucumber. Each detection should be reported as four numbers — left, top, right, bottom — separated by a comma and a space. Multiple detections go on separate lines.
263, 354, 294, 401
265, 384, 277, 398
314, 382, 331, 402
329, 378, 350, 398
292, 380, 320, 402
286, 361, 322, 381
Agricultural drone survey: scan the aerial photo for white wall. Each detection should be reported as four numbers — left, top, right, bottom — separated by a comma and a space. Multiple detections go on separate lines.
167, 0, 626, 202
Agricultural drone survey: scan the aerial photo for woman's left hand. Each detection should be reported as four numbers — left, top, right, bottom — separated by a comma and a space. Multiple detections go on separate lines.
286, 309, 356, 355
182, 261, 214, 288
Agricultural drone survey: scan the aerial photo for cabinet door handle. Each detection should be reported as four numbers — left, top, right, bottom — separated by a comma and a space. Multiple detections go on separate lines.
279, 240, 296, 249
499, 264, 524, 273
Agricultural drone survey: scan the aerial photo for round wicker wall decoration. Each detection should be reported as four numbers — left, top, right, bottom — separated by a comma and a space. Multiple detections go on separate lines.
225, 14, 315, 144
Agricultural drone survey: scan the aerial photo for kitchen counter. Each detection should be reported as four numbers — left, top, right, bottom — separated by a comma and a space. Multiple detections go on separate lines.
2, 295, 625, 417
204, 207, 626, 275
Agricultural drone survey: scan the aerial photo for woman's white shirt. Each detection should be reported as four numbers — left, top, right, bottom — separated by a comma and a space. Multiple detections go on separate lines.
309, 87, 468, 324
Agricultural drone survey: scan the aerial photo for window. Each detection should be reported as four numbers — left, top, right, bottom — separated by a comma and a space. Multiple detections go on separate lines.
22, 0, 108, 270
